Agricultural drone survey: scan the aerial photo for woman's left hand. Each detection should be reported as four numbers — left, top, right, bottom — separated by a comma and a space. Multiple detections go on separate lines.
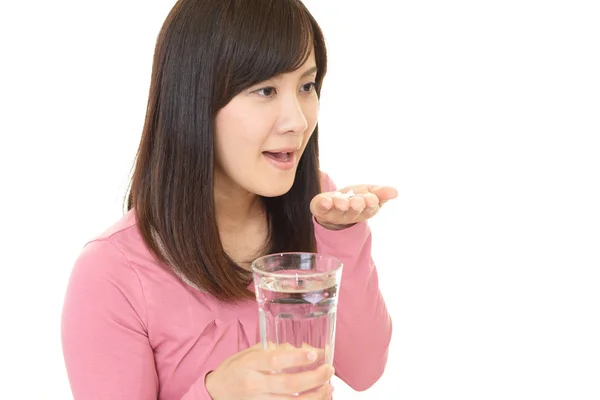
310, 184, 398, 230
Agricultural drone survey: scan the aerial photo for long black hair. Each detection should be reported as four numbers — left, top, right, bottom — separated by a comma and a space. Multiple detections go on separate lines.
126, 0, 328, 302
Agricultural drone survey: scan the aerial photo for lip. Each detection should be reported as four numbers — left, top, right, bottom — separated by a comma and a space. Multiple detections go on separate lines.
262, 150, 297, 170
264, 146, 301, 153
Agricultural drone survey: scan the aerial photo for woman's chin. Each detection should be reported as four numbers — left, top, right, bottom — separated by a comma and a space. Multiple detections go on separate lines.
254, 180, 294, 198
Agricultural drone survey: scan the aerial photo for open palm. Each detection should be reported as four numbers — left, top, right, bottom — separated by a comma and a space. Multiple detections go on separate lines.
310, 184, 398, 230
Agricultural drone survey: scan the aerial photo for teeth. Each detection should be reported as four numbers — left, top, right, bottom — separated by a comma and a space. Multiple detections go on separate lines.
264, 151, 292, 162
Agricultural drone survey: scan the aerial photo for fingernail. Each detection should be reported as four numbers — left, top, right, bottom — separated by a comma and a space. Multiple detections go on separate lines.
307, 351, 317, 361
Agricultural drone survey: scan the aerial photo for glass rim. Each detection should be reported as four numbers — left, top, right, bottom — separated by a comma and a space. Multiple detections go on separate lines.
251, 251, 343, 279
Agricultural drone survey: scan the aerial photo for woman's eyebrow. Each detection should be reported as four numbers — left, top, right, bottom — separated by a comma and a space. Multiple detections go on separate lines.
301, 66, 318, 78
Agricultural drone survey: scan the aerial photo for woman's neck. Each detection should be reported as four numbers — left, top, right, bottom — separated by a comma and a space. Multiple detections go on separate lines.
214, 175, 264, 231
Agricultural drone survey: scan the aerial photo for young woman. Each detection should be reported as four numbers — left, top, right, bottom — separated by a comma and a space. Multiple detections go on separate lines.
61, 0, 397, 399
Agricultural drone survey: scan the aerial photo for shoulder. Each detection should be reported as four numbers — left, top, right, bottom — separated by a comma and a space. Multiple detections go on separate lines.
67, 239, 143, 305
63, 213, 151, 332
93, 208, 139, 243
67, 210, 149, 300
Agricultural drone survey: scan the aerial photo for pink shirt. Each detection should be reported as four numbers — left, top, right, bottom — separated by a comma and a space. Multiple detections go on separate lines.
61, 173, 392, 399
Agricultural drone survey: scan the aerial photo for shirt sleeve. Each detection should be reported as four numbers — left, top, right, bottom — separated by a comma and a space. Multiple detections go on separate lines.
61, 239, 213, 399
314, 171, 393, 391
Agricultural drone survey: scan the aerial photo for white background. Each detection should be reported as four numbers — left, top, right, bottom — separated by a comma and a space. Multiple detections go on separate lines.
1, 0, 599, 399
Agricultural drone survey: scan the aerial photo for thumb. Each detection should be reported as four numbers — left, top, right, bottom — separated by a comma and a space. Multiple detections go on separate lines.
370, 186, 398, 204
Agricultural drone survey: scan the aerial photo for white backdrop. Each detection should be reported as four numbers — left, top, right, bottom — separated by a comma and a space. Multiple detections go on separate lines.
1, 0, 599, 399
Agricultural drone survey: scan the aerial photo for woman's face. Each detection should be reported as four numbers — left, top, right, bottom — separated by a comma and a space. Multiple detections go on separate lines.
214, 50, 319, 198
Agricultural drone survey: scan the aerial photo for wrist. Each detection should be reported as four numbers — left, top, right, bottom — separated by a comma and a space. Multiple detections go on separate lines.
315, 218, 356, 231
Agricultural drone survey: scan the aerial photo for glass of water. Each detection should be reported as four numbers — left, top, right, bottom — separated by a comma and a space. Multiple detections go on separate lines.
252, 252, 343, 374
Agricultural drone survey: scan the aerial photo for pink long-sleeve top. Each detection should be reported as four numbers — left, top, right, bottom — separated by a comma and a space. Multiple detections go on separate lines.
61, 172, 392, 399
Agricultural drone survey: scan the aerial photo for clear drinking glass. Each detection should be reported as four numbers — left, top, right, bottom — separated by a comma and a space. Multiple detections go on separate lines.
252, 252, 343, 375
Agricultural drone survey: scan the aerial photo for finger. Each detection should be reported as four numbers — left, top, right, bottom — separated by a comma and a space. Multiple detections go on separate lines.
361, 192, 380, 208
310, 194, 334, 216
361, 204, 380, 220
344, 195, 365, 220
265, 364, 335, 395
258, 383, 333, 400
348, 194, 366, 211
229, 342, 264, 362
328, 196, 353, 225
368, 186, 398, 203
250, 347, 320, 372
298, 383, 334, 399
331, 195, 350, 212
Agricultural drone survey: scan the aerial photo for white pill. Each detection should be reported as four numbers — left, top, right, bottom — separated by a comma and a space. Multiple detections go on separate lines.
334, 190, 355, 198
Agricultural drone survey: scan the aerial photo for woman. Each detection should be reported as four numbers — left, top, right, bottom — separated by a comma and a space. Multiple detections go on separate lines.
61, 0, 397, 398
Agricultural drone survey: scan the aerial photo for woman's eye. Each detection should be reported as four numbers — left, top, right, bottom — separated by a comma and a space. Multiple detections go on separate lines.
301, 82, 316, 92
256, 87, 276, 97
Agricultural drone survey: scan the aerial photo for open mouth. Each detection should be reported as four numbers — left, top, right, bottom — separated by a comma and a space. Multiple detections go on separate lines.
263, 151, 293, 162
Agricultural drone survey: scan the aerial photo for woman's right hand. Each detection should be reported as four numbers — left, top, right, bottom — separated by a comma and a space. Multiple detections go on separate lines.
205, 343, 335, 399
